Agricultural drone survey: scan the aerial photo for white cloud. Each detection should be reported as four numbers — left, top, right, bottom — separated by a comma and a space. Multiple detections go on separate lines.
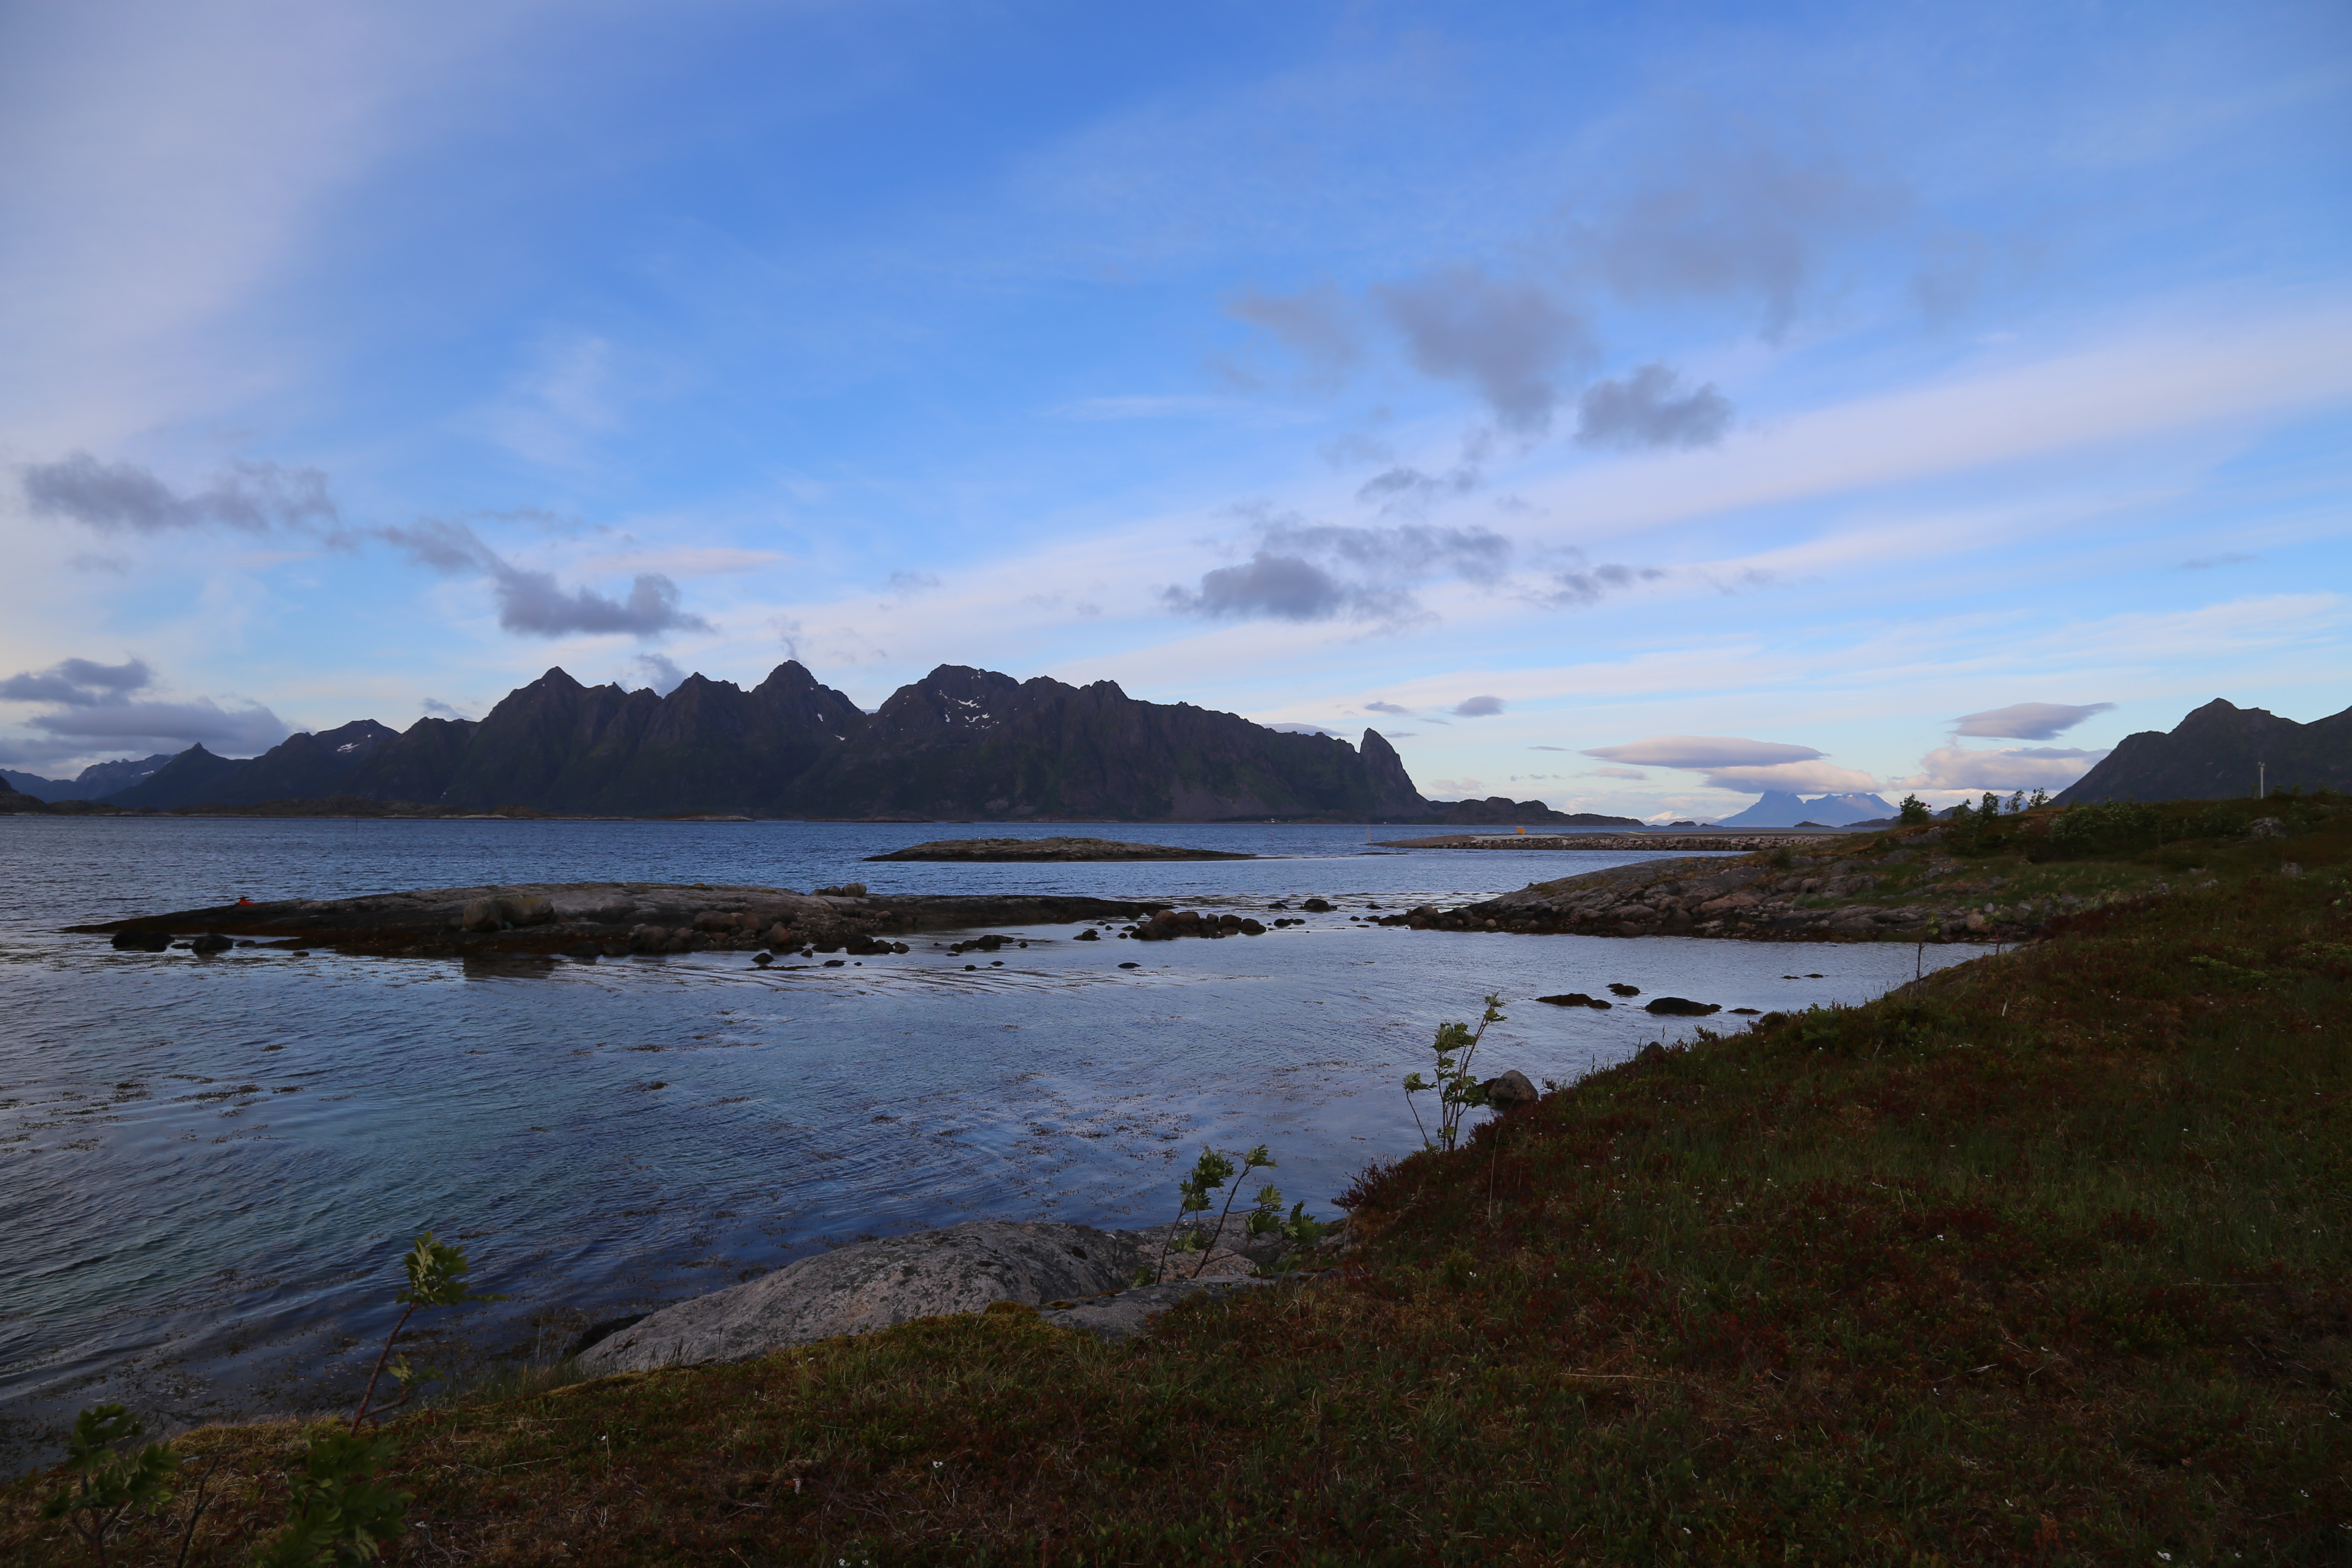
1903, 744, 2107, 791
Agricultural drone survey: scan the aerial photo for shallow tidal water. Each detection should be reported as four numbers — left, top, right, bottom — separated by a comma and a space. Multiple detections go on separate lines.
0, 816, 1978, 1470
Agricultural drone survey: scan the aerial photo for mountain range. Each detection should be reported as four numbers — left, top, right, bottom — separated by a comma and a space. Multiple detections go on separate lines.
64, 663, 1442, 822
1713, 790, 1897, 827
2, 753, 176, 802
2052, 698, 2351, 804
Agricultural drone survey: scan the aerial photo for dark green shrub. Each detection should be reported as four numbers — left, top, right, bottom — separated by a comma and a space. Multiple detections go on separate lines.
2046, 801, 2164, 857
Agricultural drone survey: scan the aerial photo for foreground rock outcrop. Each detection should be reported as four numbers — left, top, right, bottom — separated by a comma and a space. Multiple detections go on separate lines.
577, 1219, 1300, 1371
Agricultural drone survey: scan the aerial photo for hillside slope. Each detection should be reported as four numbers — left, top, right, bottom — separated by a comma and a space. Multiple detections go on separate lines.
2055, 697, 2351, 803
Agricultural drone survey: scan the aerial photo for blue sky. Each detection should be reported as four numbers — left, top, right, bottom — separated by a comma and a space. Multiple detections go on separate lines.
2, 0, 2346, 818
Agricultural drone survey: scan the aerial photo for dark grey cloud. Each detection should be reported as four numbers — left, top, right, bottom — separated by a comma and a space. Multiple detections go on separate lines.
15, 696, 291, 758
1373, 266, 1593, 433
1265, 722, 1340, 736
1576, 364, 1733, 450
1452, 695, 1506, 717
624, 653, 688, 695
22, 453, 339, 534
1951, 702, 2114, 741
1164, 552, 1393, 622
1529, 745, 1568, 752
1, 655, 288, 761
1228, 283, 1361, 385
1537, 561, 1668, 607
1364, 700, 1414, 716
492, 565, 707, 639
376, 518, 708, 640
887, 570, 942, 594
418, 698, 471, 720
0, 657, 154, 707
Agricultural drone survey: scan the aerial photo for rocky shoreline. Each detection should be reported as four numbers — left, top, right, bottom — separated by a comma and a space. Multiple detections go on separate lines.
1375, 830, 1847, 851
1376, 833, 2086, 943
864, 836, 1256, 862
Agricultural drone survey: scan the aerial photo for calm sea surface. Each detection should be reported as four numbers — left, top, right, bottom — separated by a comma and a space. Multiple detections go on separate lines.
0, 816, 1976, 1469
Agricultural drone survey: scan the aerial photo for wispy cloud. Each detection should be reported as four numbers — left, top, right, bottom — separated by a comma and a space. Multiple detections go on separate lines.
1903, 744, 2107, 791
374, 518, 713, 640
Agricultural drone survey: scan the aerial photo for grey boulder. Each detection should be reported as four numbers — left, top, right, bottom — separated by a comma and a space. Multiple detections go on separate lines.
575, 1220, 1149, 1372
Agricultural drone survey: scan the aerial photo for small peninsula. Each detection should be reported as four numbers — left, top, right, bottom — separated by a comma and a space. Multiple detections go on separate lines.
864, 836, 1256, 862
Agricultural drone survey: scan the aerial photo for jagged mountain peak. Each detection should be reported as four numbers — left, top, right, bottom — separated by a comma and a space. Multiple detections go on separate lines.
92, 659, 1435, 820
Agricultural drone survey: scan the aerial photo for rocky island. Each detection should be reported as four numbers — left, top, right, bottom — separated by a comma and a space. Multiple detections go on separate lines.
73, 882, 1162, 959
864, 836, 1257, 862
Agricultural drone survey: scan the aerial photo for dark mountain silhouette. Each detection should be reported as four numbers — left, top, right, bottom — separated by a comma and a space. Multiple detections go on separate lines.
98, 662, 1435, 821
789, 665, 1424, 821
1, 753, 177, 802
2053, 698, 2352, 804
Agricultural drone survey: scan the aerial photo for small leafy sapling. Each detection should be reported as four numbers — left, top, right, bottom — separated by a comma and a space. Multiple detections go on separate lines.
1245, 1194, 1331, 1272
1403, 993, 1506, 1152
350, 1233, 506, 1434
39, 1404, 178, 1568
250, 1432, 412, 1567
1188, 1145, 1278, 1278
1898, 794, 1932, 825
1145, 1146, 1234, 1283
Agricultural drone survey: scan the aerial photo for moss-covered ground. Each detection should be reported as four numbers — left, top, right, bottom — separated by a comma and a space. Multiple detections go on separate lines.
7, 805, 2348, 1564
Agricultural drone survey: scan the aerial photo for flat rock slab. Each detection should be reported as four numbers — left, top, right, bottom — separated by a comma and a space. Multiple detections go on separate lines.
576, 1221, 1153, 1373
1038, 1277, 1283, 1341
867, 836, 1256, 862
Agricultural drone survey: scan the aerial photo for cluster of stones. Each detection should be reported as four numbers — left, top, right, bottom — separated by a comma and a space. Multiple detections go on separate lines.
1128, 908, 1269, 941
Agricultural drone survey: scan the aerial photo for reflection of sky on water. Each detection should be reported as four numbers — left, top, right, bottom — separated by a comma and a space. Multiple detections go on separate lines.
0, 817, 1975, 1469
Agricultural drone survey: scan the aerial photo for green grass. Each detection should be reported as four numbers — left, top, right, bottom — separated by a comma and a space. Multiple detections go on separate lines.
7, 810, 2349, 1564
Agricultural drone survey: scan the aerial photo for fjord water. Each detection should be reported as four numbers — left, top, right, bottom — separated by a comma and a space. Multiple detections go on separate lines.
0, 817, 1976, 1468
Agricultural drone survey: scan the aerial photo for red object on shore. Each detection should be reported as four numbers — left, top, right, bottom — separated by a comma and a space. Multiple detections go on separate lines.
236, 896, 255, 906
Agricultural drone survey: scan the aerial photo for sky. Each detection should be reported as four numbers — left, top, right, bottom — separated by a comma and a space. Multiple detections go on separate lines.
2, 0, 2347, 820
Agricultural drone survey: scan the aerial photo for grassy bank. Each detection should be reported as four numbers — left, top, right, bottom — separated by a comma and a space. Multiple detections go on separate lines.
7, 810, 2348, 1563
